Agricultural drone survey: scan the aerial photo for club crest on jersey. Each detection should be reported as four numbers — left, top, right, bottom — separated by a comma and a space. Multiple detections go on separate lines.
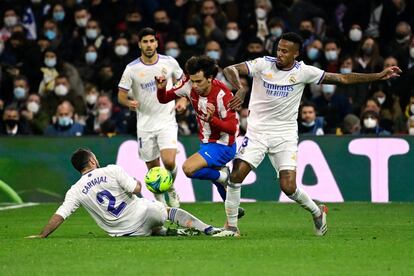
289, 75, 296, 84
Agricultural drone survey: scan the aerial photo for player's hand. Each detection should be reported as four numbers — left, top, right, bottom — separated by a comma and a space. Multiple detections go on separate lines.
128, 100, 139, 111
379, 66, 402, 80
205, 103, 215, 122
25, 234, 44, 239
175, 97, 188, 114
155, 76, 167, 90
228, 87, 248, 111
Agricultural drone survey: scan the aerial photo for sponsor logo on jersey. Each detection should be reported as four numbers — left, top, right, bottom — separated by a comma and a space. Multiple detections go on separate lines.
263, 81, 293, 97
140, 80, 156, 92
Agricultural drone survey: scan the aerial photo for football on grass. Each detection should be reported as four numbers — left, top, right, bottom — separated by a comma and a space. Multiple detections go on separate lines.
144, 167, 173, 194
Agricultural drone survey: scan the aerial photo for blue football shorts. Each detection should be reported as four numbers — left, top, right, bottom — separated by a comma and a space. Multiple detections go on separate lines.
198, 142, 236, 167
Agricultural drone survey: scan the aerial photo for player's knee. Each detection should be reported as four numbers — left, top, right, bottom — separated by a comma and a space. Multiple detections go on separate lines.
230, 171, 244, 183
182, 163, 194, 177
163, 160, 175, 171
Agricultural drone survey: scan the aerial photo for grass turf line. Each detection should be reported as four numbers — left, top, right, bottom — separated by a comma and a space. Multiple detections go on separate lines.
0, 202, 413, 275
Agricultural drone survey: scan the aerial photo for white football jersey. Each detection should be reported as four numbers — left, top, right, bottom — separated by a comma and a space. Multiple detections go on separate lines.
56, 165, 147, 236
245, 56, 325, 134
118, 54, 183, 131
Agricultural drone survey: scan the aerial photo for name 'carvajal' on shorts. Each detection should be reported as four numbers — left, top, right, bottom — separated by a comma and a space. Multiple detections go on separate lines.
82, 176, 107, 194
263, 81, 293, 97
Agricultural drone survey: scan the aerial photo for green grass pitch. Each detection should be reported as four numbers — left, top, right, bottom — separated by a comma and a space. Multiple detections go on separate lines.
1, 202, 414, 275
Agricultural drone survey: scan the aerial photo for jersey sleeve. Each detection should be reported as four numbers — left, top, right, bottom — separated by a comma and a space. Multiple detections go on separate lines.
118, 65, 132, 91
111, 165, 136, 193
55, 188, 81, 220
302, 63, 325, 84
245, 57, 269, 76
170, 57, 184, 80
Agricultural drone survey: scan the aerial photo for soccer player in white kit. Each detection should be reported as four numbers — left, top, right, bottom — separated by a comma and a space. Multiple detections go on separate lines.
216, 32, 402, 237
118, 28, 186, 208
26, 148, 221, 238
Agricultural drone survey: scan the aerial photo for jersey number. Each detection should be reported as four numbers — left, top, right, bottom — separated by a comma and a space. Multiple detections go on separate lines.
96, 190, 126, 217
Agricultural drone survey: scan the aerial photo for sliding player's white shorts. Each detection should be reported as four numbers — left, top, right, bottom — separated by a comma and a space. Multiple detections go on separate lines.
129, 200, 168, 237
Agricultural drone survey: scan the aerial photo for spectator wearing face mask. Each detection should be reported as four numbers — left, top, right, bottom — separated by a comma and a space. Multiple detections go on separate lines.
45, 101, 85, 137
38, 48, 84, 97
85, 94, 126, 135
152, 9, 182, 53
190, 0, 228, 42
223, 21, 244, 64
313, 84, 352, 134
20, 93, 49, 135
244, 0, 274, 42
42, 74, 85, 118
298, 19, 318, 50
0, 8, 20, 43
75, 44, 102, 83
83, 83, 100, 119
354, 37, 384, 74
384, 21, 412, 57
335, 56, 369, 115
164, 40, 185, 68
110, 36, 135, 88
70, 6, 91, 40
298, 102, 325, 136
237, 37, 268, 63
343, 24, 363, 56
360, 110, 390, 136
204, 40, 227, 67
304, 38, 323, 68
394, 36, 414, 110
0, 104, 32, 136
263, 17, 284, 56
11, 75, 30, 109
371, 87, 404, 133
323, 39, 341, 73
180, 26, 205, 62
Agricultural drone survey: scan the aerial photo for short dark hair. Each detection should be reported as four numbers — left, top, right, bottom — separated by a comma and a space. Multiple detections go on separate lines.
280, 32, 303, 51
300, 101, 316, 112
185, 55, 218, 78
71, 148, 93, 173
137, 27, 157, 41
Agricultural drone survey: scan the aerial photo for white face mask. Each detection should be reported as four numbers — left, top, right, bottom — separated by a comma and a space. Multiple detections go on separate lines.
86, 94, 98, 105
340, 67, 352, 74
98, 107, 111, 115
377, 96, 386, 105
255, 8, 267, 19
165, 48, 179, 58
226, 29, 239, 41
349, 28, 362, 42
410, 47, 414, 59
363, 118, 377, 129
54, 84, 69, 96
76, 17, 88, 27
86, 28, 98, 39
325, 50, 338, 61
4, 16, 18, 27
322, 84, 335, 94
27, 101, 40, 113
409, 128, 414, 135
115, 45, 129, 56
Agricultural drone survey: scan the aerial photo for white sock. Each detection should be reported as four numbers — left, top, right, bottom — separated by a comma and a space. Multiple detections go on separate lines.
168, 208, 209, 232
225, 182, 241, 228
288, 188, 321, 217
217, 170, 228, 183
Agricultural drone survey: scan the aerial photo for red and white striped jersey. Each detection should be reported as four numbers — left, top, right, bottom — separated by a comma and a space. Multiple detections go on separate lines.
158, 75, 238, 145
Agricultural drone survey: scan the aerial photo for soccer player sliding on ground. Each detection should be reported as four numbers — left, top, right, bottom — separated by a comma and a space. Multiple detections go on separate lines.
217, 32, 402, 237
26, 148, 221, 238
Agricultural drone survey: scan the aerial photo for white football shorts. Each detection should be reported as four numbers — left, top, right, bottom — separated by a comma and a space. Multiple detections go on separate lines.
129, 200, 168, 237
236, 129, 298, 172
137, 124, 178, 162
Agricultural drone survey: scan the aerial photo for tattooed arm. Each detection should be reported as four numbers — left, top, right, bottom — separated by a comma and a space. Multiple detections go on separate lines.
223, 63, 250, 110
322, 66, 402, 85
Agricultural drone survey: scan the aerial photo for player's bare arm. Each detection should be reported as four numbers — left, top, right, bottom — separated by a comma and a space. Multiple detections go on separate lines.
322, 66, 402, 85
224, 63, 250, 110
25, 214, 64, 238
118, 89, 139, 111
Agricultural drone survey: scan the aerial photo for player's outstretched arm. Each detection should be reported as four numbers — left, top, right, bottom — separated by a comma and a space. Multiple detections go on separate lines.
25, 214, 64, 238
322, 66, 402, 85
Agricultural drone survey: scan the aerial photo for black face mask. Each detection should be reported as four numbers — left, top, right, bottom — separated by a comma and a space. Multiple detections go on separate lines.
300, 30, 312, 39
396, 32, 407, 39
4, 119, 18, 128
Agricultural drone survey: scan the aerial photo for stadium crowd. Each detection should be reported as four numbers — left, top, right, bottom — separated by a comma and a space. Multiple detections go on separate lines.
0, 0, 414, 137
